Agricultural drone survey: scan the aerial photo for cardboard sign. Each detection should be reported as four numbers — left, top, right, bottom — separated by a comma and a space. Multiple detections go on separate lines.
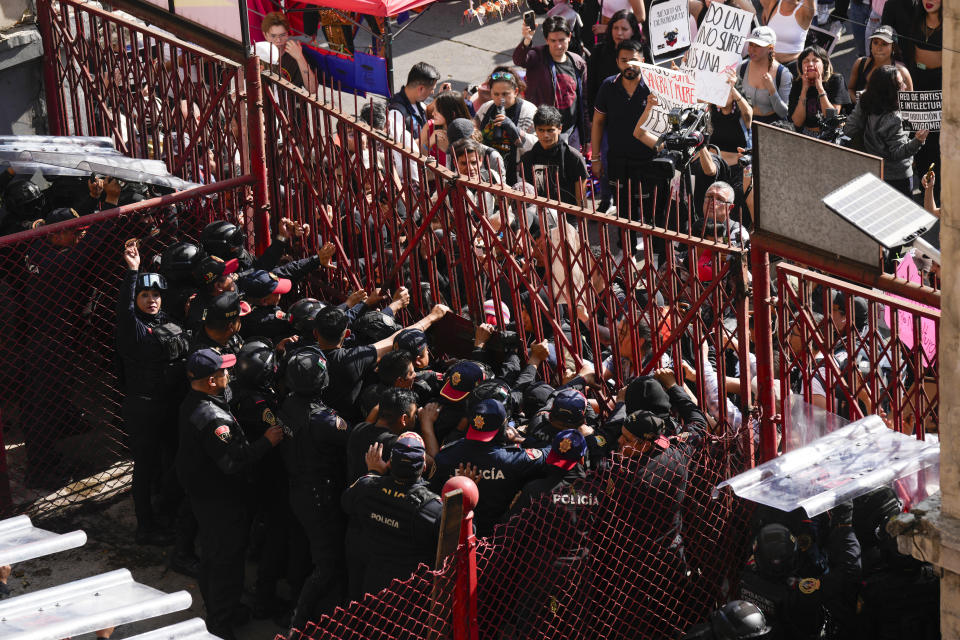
682, 2, 752, 106
899, 91, 942, 132
883, 254, 938, 367
649, 0, 691, 63
636, 63, 698, 135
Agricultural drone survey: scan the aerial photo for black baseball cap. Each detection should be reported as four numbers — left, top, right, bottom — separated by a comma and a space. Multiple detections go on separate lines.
440, 360, 485, 402
353, 310, 400, 344
186, 348, 237, 378
238, 269, 292, 298
466, 398, 507, 442
624, 377, 672, 416
394, 328, 428, 357
545, 429, 588, 470
623, 409, 668, 440
202, 291, 251, 324
192, 255, 239, 286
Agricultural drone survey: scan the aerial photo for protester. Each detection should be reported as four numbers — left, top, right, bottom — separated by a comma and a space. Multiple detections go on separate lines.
420, 90, 473, 165
519, 106, 589, 206
843, 65, 928, 196
514, 16, 589, 149
388, 62, 440, 139
586, 11, 641, 111
760, 0, 817, 72
737, 26, 792, 124
847, 25, 913, 103
261, 12, 318, 94
474, 67, 537, 186
788, 45, 851, 135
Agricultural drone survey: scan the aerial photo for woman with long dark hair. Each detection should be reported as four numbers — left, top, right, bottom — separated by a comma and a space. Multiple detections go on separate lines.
847, 25, 912, 103
586, 10, 641, 111
420, 91, 473, 166
902, 0, 941, 201
843, 65, 928, 196
788, 45, 850, 136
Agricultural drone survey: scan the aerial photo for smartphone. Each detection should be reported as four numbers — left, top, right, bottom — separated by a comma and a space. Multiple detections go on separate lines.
523, 10, 536, 30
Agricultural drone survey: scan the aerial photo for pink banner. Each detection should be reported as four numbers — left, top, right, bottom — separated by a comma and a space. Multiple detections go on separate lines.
883, 254, 937, 366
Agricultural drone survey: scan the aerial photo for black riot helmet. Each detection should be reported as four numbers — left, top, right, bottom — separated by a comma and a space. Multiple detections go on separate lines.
754, 523, 799, 579
3, 179, 45, 220
200, 220, 247, 259
681, 601, 771, 640
234, 337, 278, 388
288, 298, 326, 336
710, 601, 771, 639
160, 241, 204, 284
467, 379, 512, 415
285, 347, 329, 395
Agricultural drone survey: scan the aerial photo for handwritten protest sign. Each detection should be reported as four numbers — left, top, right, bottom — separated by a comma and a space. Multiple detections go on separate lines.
682, 2, 752, 105
636, 63, 697, 135
649, 0, 691, 63
883, 253, 938, 367
899, 91, 941, 131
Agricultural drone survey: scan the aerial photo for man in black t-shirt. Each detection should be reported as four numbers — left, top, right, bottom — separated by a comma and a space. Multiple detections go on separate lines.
520, 106, 589, 206
260, 12, 317, 94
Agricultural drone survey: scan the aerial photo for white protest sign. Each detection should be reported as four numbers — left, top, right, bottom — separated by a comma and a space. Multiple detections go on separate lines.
649, 0, 691, 63
899, 90, 942, 131
636, 62, 697, 135
682, 2, 752, 106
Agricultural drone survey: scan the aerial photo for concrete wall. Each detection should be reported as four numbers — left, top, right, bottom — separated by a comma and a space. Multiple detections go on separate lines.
0, 0, 43, 135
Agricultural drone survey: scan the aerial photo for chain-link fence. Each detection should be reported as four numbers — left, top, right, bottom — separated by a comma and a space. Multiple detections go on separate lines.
0, 178, 252, 517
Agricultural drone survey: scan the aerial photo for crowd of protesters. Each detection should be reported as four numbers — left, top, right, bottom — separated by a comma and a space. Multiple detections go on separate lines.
0, 0, 944, 638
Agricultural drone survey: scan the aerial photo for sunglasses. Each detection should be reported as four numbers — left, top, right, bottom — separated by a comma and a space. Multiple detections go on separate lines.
491, 71, 515, 82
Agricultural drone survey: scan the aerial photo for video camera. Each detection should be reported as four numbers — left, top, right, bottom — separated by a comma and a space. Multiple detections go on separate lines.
650, 107, 708, 180
817, 108, 849, 146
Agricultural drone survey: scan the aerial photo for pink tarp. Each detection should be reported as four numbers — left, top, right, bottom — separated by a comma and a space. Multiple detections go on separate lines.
293, 0, 438, 18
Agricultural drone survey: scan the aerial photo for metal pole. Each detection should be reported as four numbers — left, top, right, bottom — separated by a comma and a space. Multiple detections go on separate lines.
445, 477, 478, 640
383, 17, 395, 95
751, 244, 778, 462
244, 55, 271, 255
36, 0, 65, 136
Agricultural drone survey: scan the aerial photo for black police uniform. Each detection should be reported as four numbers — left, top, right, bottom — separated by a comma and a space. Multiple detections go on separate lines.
189, 327, 244, 356
431, 439, 546, 537
279, 391, 351, 626
175, 388, 273, 639
115, 269, 190, 533
341, 472, 442, 595
239, 304, 295, 342
229, 380, 294, 611
346, 421, 400, 485
739, 509, 862, 640
321, 344, 379, 423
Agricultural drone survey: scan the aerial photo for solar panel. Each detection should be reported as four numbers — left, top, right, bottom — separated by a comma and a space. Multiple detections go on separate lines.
822, 173, 938, 249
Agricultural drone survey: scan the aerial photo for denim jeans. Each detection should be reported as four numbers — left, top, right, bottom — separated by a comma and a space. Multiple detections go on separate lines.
848, 1, 871, 57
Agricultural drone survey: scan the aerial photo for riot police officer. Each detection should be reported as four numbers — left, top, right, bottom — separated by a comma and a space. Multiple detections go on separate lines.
279, 347, 351, 630
188, 291, 249, 356
520, 387, 611, 467
116, 241, 189, 545
682, 600, 772, 639
431, 398, 547, 537
158, 240, 204, 324
228, 338, 294, 617
185, 255, 239, 330
236, 270, 296, 342
200, 219, 334, 276
342, 431, 442, 595
739, 505, 862, 640
176, 348, 283, 640
0, 178, 45, 236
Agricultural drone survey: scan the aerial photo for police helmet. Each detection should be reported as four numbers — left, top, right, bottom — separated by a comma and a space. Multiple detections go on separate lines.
160, 241, 204, 283
853, 486, 901, 546
234, 337, 278, 388
200, 220, 247, 259
467, 379, 512, 415
754, 523, 799, 579
4, 179, 45, 220
288, 298, 325, 335
710, 600, 771, 639
285, 347, 329, 395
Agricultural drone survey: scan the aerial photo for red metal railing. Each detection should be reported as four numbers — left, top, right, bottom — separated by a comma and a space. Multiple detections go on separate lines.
774, 261, 939, 449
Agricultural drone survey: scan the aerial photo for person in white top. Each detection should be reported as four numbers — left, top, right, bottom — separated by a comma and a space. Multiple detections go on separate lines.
760, 0, 816, 68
